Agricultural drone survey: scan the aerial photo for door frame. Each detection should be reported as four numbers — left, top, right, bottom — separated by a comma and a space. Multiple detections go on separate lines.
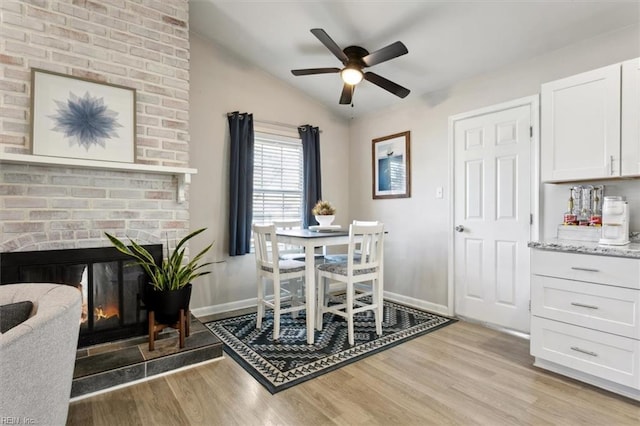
446, 95, 541, 317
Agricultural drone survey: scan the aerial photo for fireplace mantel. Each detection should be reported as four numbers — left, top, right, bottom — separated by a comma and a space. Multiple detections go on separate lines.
0, 152, 197, 203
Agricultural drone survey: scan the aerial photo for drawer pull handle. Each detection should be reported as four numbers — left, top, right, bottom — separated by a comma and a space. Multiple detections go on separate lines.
570, 346, 598, 357
570, 267, 600, 273
570, 302, 599, 310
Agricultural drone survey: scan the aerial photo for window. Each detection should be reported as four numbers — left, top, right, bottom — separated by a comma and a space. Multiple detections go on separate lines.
252, 132, 303, 224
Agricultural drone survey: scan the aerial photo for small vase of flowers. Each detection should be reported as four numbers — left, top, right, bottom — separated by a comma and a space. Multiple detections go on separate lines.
312, 200, 336, 226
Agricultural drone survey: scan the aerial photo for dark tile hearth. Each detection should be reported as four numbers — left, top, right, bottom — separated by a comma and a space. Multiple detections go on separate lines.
71, 315, 223, 398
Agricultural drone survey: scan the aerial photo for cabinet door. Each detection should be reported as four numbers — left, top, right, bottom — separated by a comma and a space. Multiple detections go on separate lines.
541, 64, 621, 182
622, 58, 640, 176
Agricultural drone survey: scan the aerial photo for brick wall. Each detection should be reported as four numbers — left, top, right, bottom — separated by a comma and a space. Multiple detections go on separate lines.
0, 0, 190, 252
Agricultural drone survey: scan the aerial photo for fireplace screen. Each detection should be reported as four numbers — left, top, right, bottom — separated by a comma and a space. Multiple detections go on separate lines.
0, 245, 163, 347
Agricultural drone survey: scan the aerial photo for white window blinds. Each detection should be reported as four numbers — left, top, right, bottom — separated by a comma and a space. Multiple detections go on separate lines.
252, 132, 303, 224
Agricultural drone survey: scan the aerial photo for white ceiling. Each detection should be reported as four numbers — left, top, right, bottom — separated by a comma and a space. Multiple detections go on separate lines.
189, 0, 640, 118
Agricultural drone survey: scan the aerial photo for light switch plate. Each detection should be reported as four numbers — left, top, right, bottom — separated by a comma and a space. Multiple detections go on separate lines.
436, 187, 443, 199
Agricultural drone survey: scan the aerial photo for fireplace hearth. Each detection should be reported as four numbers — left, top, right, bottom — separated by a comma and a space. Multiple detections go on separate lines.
0, 245, 162, 347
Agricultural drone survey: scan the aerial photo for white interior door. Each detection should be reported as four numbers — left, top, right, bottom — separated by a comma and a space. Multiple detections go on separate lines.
452, 100, 534, 332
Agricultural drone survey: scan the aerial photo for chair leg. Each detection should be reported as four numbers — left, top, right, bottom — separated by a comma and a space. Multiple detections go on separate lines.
346, 282, 355, 346
256, 276, 264, 329
316, 275, 325, 330
273, 279, 281, 340
374, 279, 382, 336
148, 310, 155, 351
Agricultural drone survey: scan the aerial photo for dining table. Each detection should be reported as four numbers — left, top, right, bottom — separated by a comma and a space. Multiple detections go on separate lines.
276, 227, 350, 344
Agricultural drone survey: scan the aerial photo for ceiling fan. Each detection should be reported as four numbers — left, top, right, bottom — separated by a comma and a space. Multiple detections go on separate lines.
291, 28, 410, 105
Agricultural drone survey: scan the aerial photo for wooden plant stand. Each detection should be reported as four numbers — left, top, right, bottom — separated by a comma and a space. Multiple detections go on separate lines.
148, 308, 190, 351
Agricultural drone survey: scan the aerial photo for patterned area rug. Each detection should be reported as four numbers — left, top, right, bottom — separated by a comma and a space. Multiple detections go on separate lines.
205, 299, 455, 393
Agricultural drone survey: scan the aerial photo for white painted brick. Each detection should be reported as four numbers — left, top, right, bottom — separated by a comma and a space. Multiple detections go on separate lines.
26, 5, 67, 25
93, 36, 128, 53
2, 12, 46, 32
110, 30, 143, 46
145, 105, 174, 118
48, 25, 90, 42
73, 44, 110, 60
1, 1, 23, 13
109, 189, 144, 199
3, 121, 30, 133
4, 67, 30, 81
5, 40, 48, 59
111, 52, 144, 69
50, 199, 91, 209
52, 51, 90, 67
90, 60, 128, 75
30, 33, 72, 51
162, 76, 188, 91
130, 69, 162, 83
0, 26, 27, 42
54, 3, 91, 20
0, 107, 27, 120
90, 13, 127, 31
0, 0, 190, 251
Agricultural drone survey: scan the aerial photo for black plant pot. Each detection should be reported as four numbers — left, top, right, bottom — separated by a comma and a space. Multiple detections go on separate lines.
144, 283, 192, 324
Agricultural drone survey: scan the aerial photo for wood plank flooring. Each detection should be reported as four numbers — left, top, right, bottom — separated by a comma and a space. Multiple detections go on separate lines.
67, 320, 640, 425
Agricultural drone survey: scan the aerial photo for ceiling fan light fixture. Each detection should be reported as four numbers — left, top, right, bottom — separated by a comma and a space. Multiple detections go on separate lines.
341, 67, 363, 85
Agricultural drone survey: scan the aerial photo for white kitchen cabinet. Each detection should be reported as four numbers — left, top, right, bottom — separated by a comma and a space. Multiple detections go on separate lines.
541, 64, 621, 182
530, 249, 640, 400
622, 58, 640, 176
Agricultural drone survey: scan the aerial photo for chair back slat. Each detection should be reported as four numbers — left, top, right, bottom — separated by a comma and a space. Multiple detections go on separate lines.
252, 224, 280, 269
348, 223, 384, 272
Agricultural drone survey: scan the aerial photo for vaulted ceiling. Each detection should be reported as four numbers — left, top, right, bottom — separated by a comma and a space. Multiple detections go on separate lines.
190, 0, 640, 118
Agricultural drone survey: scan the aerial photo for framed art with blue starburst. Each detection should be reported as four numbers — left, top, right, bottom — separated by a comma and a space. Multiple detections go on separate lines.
30, 68, 136, 163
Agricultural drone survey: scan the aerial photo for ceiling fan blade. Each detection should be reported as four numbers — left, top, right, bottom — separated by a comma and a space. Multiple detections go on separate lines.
364, 72, 410, 98
311, 28, 348, 64
339, 84, 353, 105
362, 41, 408, 67
291, 67, 340, 76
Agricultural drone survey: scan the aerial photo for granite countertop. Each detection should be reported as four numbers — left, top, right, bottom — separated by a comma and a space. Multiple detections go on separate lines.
528, 239, 640, 259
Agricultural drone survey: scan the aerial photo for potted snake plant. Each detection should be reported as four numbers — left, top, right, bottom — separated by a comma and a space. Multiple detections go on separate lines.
105, 228, 213, 323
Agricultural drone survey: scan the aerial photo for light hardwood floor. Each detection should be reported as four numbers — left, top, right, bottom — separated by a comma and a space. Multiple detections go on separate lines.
67, 320, 640, 425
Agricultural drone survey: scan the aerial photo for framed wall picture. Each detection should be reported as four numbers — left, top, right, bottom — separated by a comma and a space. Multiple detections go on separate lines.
30, 68, 136, 163
372, 131, 411, 199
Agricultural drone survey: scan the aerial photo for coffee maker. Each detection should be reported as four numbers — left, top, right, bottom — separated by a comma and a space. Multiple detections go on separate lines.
599, 196, 630, 245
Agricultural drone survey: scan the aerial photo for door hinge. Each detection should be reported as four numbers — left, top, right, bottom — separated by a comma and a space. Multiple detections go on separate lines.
529, 126, 533, 138
529, 300, 531, 311
530, 214, 533, 225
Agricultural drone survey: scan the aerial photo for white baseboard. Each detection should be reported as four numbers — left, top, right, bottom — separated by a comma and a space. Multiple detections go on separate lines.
383, 291, 450, 316
191, 297, 257, 318
192, 292, 450, 319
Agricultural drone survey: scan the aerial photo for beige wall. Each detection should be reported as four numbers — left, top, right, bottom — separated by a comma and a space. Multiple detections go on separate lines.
348, 25, 640, 308
189, 24, 639, 313
188, 33, 349, 311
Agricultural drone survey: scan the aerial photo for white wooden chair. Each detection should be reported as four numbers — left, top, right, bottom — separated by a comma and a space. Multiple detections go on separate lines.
323, 219, 379, 263
252, 223, 307, 340
316, 223, 385, 346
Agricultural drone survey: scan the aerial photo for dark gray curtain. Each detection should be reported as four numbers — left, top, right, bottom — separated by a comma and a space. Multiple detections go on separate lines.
228, 112, 254, 256
299, 125, 322, 228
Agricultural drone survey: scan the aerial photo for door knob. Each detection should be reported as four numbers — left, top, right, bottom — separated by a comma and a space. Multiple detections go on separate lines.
455, 225, 465, 233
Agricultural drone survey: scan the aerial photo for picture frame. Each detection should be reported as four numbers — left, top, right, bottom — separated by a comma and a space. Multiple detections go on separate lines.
30, 68, 136, 163
372, 131, 411, 199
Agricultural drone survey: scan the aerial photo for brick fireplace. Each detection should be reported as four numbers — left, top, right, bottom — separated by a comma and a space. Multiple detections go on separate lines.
0, 0, 192, 253
1, 244, 163, 347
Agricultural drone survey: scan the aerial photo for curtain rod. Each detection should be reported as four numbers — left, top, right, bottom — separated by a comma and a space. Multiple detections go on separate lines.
224, 114, 322, 133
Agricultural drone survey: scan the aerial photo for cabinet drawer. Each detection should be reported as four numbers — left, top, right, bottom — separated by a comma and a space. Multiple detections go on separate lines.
531, 317, 640, 388
531, 275, 640, 338
532, 250, 640, 289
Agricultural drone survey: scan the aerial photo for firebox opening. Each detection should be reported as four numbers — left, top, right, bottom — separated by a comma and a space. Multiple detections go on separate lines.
0, 245, 163, 348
